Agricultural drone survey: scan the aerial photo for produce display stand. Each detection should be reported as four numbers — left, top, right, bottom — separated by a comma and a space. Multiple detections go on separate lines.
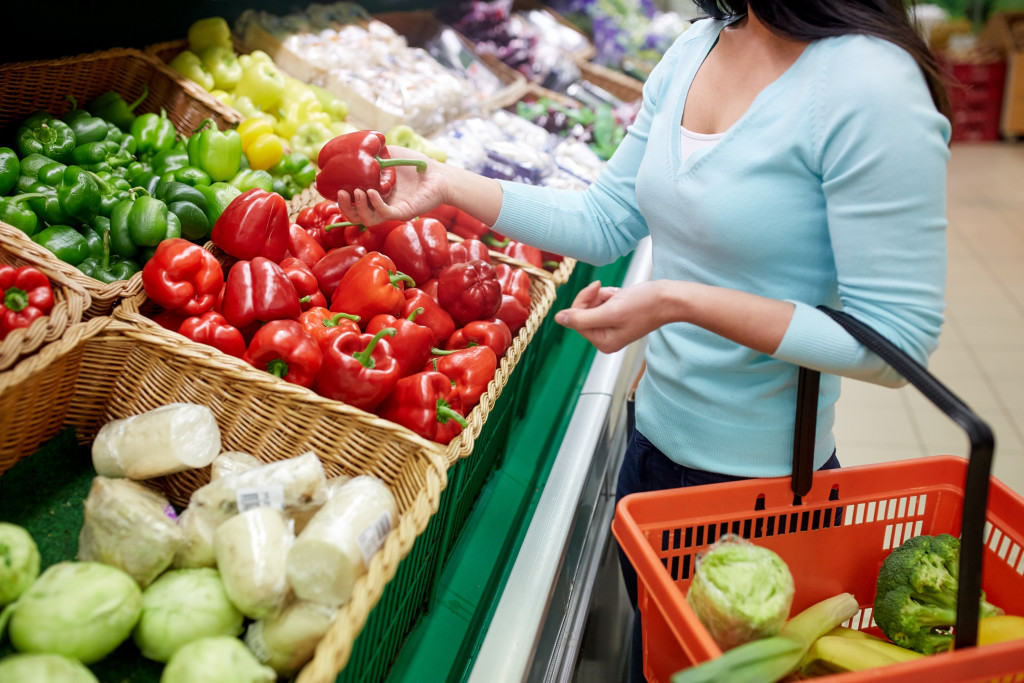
0, 48, 241, 318
613, 310, 1024, 682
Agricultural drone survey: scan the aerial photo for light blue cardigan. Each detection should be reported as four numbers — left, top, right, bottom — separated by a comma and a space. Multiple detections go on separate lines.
493, 18, 951, 476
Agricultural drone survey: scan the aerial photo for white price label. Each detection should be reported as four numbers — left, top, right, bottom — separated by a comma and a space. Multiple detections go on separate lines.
236, 485, 285, 513
357, 511, 393, 566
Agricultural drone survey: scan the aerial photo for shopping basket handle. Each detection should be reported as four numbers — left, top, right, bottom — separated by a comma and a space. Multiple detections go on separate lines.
818, 305, 995, 650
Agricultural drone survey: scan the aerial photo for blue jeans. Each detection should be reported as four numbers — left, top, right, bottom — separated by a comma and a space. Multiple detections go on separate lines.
615, 429, 840, 682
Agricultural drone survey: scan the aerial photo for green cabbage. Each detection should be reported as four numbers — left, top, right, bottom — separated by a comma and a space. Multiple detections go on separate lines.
7, 561, 142, 664
0, 652, 100, 682
133, 568, 245, 662
0, 522, 40, 605
685, 535, 795, 650
160, 636, 276, 683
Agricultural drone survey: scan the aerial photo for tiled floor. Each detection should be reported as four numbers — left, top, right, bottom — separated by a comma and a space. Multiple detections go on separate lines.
834, 140, 1024, 497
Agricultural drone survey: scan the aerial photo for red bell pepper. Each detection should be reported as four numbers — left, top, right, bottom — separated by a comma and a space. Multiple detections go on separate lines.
343, 219, 404, 252
141, 238, 224, 316
493, 263, 532, 335
310, 245, 368, 306
316, 130, 428, 200
243, 319, 323, 388
150, 309, 188, 332
329, 252, 414, 323
436, 259, 502, 327
298, 306, 361, 350
402, 287, 455, 346
211, 188, 290, 263
541, 250, 565, 270
221, 256, 301, 329
279, 257, 326, 311
177, 310, 247, 358
295, 200, 353, 250
365, 307, 435, 377
445, 318, 513, 359
286, 222, 327, 268
375, 371, 468, 445
449, 238, 491, 265
0, 265, 54, 340
501, 240, 544, 269
426, 345, 497, 412
418, 278, 439, 302
379, 217, 450, 287
422, 204, 506, 246
314, 327, 400, 411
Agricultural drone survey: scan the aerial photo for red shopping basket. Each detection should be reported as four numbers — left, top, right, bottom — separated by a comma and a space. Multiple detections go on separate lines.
612, 307, 1024, 682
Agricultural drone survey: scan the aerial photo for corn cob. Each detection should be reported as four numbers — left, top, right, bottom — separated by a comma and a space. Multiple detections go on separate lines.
671, 593, 860, 683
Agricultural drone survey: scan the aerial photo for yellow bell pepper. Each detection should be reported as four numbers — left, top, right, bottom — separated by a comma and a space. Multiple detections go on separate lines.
238, 118, 276, 152
245, 133, 285, 171
274, 100, 330, 140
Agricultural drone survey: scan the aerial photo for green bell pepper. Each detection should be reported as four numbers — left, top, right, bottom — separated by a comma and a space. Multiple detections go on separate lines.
56, 166, 102, 225
194, 182, 241, 224
156, 180, 210, 241
19, 154, 54, 181
199, 46, 242, 91
234, 58, 286, 111
151, 146, 189, 177
77, 228, 141, 283
88, 85, 149, 133
71, 140, 121, 166
131, 109, 178, 159
115, 194, 181, 250
169, 50, 216, 91
0, 193, 46, 236
0, 147, 20, 195
268, 151, 316, 199
161, 165, 211, 188
187, 119, 242, 182
16, 111, 77, 163
23, 182, 70, 226
62, 96, 110, 145
37, 162, 67, 188
129, 171, 161, 198
31, 224, 90, 265
228, 168, 273, 193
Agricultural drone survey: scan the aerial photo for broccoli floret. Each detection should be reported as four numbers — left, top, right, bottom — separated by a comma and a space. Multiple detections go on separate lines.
873, 533, 1003, 654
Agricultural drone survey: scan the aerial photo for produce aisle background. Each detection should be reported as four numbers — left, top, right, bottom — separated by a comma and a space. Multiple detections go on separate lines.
834, 141, 1024, 497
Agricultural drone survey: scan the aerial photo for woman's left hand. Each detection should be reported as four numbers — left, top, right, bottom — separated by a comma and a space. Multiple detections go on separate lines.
554, 280, 667, 354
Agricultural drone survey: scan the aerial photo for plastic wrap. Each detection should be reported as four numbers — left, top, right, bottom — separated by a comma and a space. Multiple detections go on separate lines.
210, 452, 262, 482
214, 507, 295, 620
91, 403, 221, 480
244, 600, 338, 676
285, 475, 398, 607
77, 477, 183, 587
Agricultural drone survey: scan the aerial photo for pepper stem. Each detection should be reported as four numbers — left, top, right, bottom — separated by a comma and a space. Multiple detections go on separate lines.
299, 295, 311, 303
265, 358, 290, 378
66, 94, 78, 111
375, 156, 428, 174
101, 228, 111, 271
542, 260, 560, 269
352, 327, 396, 369
3, 286, 29, 313
323, 312, 360, 328
407, 306, 425, 323
127, 85, 150, 112
482, 233, 510, 249
430, 347, 459, 356
390, 271, 415, 289
192, 117, 214, 135
436, 399, 469, 428
10, 193, 47, 205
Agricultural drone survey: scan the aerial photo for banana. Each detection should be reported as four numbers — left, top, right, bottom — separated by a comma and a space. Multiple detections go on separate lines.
800, 634, 924, 676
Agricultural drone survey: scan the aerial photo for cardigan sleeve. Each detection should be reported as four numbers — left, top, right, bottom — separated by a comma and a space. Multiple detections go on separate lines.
772, 36, 952, 386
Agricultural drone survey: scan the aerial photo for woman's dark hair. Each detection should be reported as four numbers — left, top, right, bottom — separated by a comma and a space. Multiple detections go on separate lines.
691, 0, 951, 120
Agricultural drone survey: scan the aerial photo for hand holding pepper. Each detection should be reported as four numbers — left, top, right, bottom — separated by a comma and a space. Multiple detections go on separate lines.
316, 130, 427, 202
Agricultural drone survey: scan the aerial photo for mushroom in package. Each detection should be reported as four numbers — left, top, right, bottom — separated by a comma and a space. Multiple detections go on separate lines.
77, 476, 183, 588
91, 403, 222, 480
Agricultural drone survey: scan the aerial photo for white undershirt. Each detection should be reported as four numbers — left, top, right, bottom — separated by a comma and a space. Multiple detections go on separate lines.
680, 125, 724, 161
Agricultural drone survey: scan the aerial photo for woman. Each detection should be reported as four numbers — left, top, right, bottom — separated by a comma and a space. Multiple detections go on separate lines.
338, 1, 951, 678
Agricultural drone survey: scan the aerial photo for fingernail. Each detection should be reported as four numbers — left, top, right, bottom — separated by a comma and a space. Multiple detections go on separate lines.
555, 312, 568, 325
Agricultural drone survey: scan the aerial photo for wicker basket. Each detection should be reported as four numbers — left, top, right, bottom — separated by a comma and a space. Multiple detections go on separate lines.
0, 48, 242, 318
28, 318, 447, 683
576, 59, 645, 103
0, 316, 110, 476
0, 224, 92, 372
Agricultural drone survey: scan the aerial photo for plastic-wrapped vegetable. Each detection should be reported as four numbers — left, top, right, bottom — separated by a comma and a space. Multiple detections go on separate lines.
160, 636, 276, 683
5, 561, 142, 664
0, 522, 40, 605
77, 476, 183, 587
210, 451, 262, 481
133, 568, 244, 663
91, 403, 221, 479
686, 535, 795, 651
244, 600, 338, 676
172, 507, 219, 569
286, 475, 397, 607
214, 507, 294, 620
0, 653, 100, 682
